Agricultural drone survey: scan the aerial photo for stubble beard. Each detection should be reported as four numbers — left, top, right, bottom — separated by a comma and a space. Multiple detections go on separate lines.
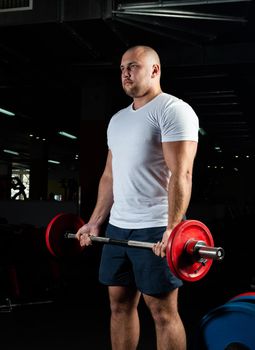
123, 83, 143, 98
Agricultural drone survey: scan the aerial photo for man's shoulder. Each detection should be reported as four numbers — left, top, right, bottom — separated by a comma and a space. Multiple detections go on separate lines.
156, 92, 182, 107
160, 92, 195, 112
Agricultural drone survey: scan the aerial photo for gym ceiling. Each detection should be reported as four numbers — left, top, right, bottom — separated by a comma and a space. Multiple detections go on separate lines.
0, 0, 255, 172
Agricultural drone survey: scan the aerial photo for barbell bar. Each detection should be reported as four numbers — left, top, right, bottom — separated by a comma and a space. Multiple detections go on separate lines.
0, 298, 53, 313
65, 233, 224, 261
45, 213, 225, 282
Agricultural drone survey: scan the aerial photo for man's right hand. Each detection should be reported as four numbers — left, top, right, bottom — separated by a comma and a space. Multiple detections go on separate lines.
75, 223, 100, 247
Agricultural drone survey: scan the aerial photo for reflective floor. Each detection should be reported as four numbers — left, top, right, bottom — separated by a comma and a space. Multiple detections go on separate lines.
0, 244, 252, 350
1, 213, 254, 350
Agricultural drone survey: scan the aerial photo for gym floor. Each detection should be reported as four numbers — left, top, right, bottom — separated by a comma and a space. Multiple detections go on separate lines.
0, 217, 254, 349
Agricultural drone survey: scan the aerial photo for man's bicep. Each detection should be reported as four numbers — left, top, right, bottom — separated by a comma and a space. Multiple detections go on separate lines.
103, 150, 113, 178
162, 141, 198, 174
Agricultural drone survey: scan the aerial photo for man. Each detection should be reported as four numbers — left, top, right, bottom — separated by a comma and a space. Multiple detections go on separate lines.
76, 45, 199, 350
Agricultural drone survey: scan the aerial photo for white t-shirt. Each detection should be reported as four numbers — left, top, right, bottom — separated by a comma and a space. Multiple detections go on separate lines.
107, 92, 199, 229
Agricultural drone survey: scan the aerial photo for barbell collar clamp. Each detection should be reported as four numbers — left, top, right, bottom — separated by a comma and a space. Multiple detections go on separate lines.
185, 239, 225, 261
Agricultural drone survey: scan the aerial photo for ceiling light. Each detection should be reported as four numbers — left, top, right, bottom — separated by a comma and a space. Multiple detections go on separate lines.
58, 131, 77, 139
0, 107, 15, 116
3, 149, 19, 155
48, 160, 61, 164
214, 146, 222, 152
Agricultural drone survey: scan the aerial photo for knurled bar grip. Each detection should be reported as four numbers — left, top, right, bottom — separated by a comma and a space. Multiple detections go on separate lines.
65, 233, 224, 260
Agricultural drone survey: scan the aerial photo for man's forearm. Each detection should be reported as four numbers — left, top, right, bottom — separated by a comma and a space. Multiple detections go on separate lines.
167, 173, 192, 230
88, 173, 114, 226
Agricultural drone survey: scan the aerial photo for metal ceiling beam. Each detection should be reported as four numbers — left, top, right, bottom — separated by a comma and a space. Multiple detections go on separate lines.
186, 89, 235, 95
116, 0, 252, 10
0, 43, 30, 63
59, 23, 100, 59
217, 134, 250, 137
115, 16, 202, 46
201, 111, 243, 115
204, 121, 247, 125
115, 13, 216, 41
113, 9, 247, 22
115, 15, 204, 46
188, 94, 237, 99
190, 93, 237, 98
195, 101, 239, 106
176, 73, 228, 79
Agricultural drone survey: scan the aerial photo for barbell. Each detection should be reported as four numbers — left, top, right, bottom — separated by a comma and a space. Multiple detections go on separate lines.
45, 213, 225, 282
0, 298, 53, 313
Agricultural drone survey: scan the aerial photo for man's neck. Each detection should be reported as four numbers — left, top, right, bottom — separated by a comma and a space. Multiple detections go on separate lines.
133, 89, 162, 110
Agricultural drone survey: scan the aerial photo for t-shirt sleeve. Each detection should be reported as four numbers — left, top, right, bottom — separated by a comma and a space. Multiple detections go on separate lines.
160, 101, 199, 142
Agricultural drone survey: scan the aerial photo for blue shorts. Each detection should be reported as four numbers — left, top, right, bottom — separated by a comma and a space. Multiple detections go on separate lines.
99, 224, 183, 295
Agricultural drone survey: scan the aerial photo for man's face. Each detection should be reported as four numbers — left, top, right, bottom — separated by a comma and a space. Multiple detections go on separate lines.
120, 48, 154, 98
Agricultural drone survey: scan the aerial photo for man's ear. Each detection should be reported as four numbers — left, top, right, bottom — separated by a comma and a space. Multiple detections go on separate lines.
152, 64, 160, 78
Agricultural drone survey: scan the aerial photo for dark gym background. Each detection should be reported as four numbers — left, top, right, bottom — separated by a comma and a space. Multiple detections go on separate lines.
0, 1, 255, 349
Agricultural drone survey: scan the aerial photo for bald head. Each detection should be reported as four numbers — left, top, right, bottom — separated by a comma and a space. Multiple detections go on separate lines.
124, 45, 161, 68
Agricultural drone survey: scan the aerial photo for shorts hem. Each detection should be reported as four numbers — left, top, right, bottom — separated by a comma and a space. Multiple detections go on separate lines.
138, 282, 183, 296
99, 278, 183, 295
99, 279, 132, 287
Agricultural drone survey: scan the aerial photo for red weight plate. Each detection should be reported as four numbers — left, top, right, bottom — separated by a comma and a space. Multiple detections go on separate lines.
166, 220, 214, 282
45, 213, 85, 257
